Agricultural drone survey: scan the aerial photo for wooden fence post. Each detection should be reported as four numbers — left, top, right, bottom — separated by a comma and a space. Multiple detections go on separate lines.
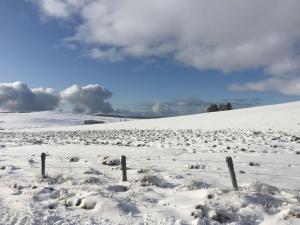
41, 153, 46, 179
121, 155, 127, 181
226, 156, 238, 190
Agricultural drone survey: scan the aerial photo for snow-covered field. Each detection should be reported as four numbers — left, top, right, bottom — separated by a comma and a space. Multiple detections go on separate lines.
0, 102, 300, 225
0, 111, 128, 131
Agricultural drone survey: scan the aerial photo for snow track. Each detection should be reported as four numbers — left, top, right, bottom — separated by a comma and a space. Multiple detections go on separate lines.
0, 199, 33, 225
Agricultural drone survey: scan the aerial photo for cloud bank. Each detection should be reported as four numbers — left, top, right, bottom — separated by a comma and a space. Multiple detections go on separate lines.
0, 81, 60, 112
0, 82, 114, 114
0, 82, 260, 116
30, 0, 300, 96
33, 0, 300, 74
229, 77, 300, 96
61, 84, 113, 114
134, 98, 260, 117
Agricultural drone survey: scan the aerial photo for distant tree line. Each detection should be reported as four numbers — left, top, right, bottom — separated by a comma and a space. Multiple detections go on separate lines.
207, 102, 232, 112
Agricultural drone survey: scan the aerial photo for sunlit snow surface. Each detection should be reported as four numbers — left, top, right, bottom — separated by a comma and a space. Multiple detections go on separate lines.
0, 103, 299, 225
0, 111, 127, 131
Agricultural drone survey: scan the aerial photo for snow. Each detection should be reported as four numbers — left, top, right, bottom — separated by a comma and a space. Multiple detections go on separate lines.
0, 111, 129, 131
25, 101, 300, 132
0, 102, 300, 224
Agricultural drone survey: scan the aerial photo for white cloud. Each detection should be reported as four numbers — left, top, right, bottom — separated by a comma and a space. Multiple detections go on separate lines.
265, 57, 300, 77
0, 82, 261, 115
60, 84, 114, 114
31, 0, 300, 97
0, 82, 115, 114
88, 48, 123, 62
228, 77, 300, 96
33, 0, 89, 19
0, 81, 60, 112
31, 0, 300, 74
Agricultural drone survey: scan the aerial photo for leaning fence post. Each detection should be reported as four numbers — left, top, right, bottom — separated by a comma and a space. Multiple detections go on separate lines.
226, 156, 238, 190
41, 153, 46, 179
121, 155, 127, 181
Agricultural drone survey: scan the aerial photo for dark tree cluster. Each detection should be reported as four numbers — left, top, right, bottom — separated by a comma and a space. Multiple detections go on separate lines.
207, 102, 232, 112
206, 104, 219, 112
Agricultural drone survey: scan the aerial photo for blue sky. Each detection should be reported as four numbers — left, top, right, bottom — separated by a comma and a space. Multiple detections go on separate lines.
0, 0, 299, 115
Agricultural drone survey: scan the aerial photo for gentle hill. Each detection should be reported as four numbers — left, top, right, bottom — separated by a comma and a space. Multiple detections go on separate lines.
32, 101, 300, 132
0, 111, 128, 130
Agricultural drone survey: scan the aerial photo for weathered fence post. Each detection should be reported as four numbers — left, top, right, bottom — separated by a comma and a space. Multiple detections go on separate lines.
226, 156, 238, 190
121, 155, 127, 181
41, 153, 46, 179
